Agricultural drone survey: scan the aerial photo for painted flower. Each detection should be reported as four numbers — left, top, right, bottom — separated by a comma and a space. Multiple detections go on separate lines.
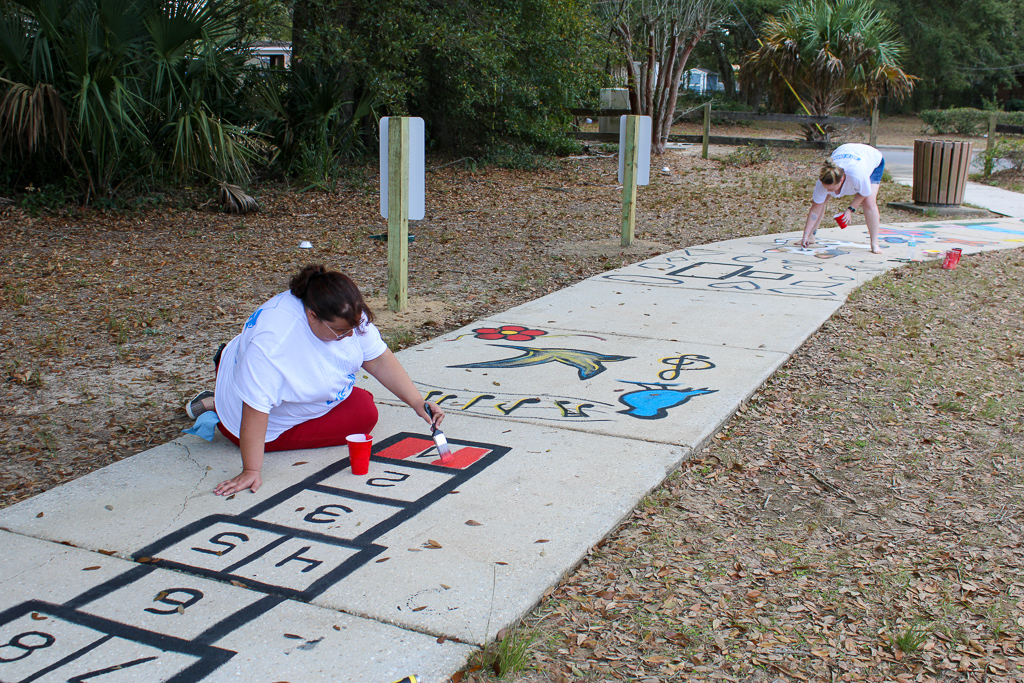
472, 325, 547, 342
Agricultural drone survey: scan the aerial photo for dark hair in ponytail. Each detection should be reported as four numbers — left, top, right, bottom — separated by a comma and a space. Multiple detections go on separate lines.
289, 265, 374, 327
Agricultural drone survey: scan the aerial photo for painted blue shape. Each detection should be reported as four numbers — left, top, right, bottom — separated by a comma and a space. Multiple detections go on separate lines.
615, 381, 717, 420
953, 224, 1024, 236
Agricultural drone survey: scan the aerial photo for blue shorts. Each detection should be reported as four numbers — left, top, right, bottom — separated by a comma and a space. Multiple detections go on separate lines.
869, 158, 885, 184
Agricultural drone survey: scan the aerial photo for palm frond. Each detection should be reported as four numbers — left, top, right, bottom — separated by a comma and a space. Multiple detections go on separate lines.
0, 79, 68, 157
217, 181, 258, 214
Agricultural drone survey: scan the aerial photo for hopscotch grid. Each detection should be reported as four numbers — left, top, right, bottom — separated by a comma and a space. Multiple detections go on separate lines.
190, 594, 286, 646
2, 432, 512, 682
0, 600, 234, 683
61, 565, 156, 610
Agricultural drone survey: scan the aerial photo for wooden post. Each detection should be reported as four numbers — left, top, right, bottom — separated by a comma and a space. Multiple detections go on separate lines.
702, 103, 711, 159
986, 113, 998, 177
870, 105, 879, 148
620, 115, 640, 246
387, 117, 410, 312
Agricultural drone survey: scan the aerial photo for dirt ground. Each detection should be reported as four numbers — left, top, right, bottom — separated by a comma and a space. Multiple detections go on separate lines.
0, 116, 941, 509
2, 115, 1021, 682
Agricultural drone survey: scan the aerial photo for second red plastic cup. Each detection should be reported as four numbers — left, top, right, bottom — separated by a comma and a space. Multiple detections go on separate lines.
942, 248, 963, 270
833, 212, 848, 229
346, 433, 372, 475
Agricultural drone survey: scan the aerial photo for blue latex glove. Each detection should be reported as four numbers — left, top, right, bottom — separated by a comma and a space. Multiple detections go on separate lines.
183, 411, 220, 441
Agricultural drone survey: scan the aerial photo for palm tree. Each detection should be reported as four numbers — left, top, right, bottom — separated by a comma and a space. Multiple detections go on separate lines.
740, 0, 915, 139
0, 0, 259, 200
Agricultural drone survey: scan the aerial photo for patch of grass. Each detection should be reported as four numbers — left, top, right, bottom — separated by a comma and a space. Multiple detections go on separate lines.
383, 328, 417, 351
936, 398, 967, 413
889, 622, 928, 653
469, 625, 541, 679
32, 332, 67, 355
35, 428, 58, 453
721, 144, 774, 167
3, 283, 28, 306
106, 316, 129, 344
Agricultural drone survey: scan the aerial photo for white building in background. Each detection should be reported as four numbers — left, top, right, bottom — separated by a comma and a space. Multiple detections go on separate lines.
612, 63, 729, 96
248, 41, 291, 69
682, 68, 723, 94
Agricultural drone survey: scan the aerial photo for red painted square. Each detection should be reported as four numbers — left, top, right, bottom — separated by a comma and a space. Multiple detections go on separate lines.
436, 447, 490, 469
376, 437, 435, 461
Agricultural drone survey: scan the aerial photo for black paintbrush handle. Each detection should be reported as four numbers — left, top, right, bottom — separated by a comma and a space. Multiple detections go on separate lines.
424, 402, 437, 435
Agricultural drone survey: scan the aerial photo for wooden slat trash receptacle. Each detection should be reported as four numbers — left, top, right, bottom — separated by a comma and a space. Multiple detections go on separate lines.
912, 140, 973, 205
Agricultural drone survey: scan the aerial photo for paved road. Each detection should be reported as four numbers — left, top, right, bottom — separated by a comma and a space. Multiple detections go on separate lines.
880, 145, 1024, 218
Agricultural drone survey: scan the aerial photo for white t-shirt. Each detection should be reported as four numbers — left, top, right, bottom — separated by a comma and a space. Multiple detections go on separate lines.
812, 143, 884, 203
214, 292, 388, 441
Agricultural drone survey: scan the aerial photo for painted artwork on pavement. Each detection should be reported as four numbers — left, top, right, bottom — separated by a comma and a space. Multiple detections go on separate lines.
449, 345, 633, 380
437, 328, 720, 422
0, 432, 509, 683
602, 251, 858, 297
616, 381, 718, 420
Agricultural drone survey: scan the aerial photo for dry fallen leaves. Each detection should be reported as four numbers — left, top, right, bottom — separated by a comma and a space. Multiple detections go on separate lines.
496, 248, 1024, 683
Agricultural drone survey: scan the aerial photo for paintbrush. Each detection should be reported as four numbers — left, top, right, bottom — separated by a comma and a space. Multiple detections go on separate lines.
424, 403, 453, 464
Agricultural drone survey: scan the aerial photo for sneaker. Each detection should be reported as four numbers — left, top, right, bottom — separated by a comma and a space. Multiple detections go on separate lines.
186, 390, 215, 419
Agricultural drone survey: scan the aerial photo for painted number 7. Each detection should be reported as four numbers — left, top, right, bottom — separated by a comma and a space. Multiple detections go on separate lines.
366, 470, 410, 487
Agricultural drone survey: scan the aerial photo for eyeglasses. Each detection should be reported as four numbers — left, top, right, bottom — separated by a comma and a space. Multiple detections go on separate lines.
318, 317, 354, 340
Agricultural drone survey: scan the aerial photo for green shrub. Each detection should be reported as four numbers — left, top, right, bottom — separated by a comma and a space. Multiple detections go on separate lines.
721, 144, 774, 167
919, 108, 985, 135
975, 136, 1024, 175
920, 108, 1024, 135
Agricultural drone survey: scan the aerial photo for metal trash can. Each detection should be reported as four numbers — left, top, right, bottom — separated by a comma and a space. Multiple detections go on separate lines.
912, 140, 972, 205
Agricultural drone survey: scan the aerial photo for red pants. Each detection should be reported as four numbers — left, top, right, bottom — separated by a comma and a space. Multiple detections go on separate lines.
215, 352, 379, 451
218, 387, 378, 452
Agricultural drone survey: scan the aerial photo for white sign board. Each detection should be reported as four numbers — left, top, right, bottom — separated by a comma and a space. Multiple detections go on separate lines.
617, 115, 652, 186
380, 117, 425, 220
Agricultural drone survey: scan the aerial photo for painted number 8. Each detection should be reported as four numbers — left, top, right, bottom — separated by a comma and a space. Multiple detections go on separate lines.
0, 631, 56, 662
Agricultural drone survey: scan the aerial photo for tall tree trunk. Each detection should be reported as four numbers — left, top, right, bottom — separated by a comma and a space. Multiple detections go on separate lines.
292, 0, 310, 65
613, 22, 642, 113
642, 24, 656, 116
652, 32, 704, 154
712, 32, 733, 100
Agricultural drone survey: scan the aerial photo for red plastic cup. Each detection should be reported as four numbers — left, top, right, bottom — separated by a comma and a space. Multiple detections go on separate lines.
346, 433, 372, 475
833, 212, 848, 229
941, 248, 963, 270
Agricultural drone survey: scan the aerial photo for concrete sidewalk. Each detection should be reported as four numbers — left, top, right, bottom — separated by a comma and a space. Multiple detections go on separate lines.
2, 218, 1023, 682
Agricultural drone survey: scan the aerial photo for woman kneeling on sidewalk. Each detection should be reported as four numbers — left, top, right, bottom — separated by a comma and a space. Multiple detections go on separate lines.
187, 264, 444, 496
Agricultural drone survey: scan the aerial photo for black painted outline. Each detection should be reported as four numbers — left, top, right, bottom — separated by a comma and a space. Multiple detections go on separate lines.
668, 261, 794, 282
2, 432, 510, 680
131, 515, 385, 601
131, 432, 511, 602
0, 601, 233, 683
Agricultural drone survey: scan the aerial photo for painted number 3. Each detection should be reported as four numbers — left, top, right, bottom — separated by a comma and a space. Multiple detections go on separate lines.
0, 631, 55, 662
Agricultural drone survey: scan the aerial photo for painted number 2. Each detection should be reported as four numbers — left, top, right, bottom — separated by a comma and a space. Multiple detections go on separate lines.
366, 471, 410, 487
